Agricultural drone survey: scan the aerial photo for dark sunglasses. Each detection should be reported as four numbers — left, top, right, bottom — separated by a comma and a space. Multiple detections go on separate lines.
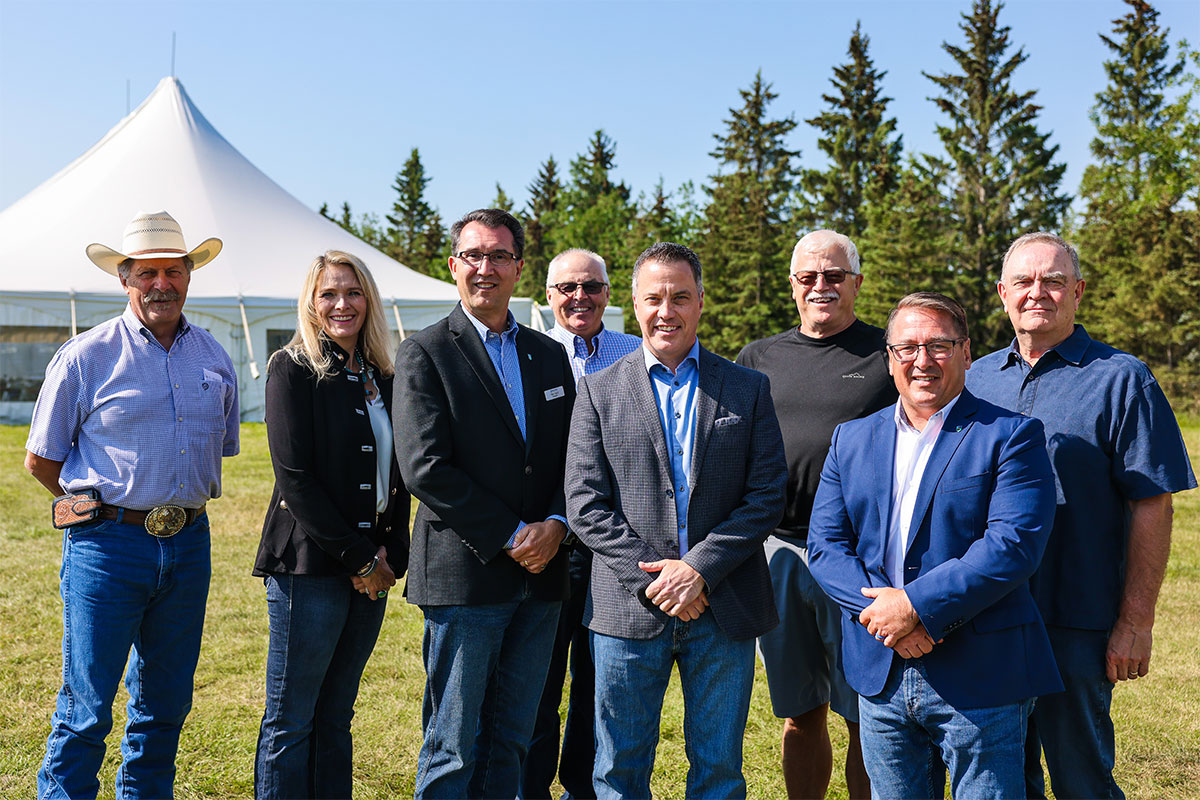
791, 269, 852, 286
551, 281, 608, 296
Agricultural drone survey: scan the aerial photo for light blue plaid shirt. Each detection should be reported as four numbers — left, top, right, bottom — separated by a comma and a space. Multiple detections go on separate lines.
26, 305, 240, 509
547, 323, 641, 387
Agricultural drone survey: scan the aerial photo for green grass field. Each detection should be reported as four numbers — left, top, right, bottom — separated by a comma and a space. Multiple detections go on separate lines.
1, 422, 1197, 799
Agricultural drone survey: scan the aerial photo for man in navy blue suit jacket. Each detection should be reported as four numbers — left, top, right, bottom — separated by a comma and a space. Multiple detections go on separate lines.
808, 292, 1062, 799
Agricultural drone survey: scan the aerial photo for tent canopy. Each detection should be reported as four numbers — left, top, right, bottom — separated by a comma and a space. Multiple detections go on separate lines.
0, 76, 460, 304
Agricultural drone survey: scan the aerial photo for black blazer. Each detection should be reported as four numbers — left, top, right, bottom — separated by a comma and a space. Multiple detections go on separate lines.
392, 304, 575, 605
254, 340, 409, 577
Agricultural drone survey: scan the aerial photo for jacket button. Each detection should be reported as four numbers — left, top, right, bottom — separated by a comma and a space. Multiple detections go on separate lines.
666, 489, 674, 498
279, 500, 288, 510
385, 526, 392, 533
524, 466, 533, 476
391, 487, 397, 495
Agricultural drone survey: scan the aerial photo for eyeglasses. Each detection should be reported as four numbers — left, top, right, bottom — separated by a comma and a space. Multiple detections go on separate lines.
887, 339, 965, 362
792, 269, 853, 286
550, 281, 608, 296
456, 250, 517, 268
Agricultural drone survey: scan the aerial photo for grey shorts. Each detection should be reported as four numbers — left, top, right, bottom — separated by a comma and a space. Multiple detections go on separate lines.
756, 535, 859, 722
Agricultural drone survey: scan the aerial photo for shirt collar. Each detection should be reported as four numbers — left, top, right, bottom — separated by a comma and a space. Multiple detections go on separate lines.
462, 303, 518, 342
1001, 323, 1090, 369
121, 304, 190, 342
554, 323, 606, 357
643, 338, 701, 376
894, 391, 962, 434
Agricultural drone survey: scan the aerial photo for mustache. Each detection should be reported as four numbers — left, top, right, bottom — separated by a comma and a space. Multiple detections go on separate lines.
806, 291, 839, 303
143, 290, 181, 303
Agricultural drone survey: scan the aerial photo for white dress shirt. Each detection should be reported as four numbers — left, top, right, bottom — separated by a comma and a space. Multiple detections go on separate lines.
884, 393, 962, 587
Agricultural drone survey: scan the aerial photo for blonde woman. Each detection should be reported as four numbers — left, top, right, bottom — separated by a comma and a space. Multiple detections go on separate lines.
252, 251, 408, 799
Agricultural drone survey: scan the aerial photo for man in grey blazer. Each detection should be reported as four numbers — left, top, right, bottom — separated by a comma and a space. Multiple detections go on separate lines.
566, 242, 787, 799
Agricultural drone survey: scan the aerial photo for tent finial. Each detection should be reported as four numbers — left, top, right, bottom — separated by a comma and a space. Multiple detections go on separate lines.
171, 32, 176, 77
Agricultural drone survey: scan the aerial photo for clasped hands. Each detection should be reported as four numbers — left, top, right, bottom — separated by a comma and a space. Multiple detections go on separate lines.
859, 586, 940, 659
350, 546, 396, 600
508, 520, 567, 574
641, 559, 708, 621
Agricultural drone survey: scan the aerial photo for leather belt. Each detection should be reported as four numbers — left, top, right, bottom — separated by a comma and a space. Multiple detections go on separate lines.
97, 504, 206, 537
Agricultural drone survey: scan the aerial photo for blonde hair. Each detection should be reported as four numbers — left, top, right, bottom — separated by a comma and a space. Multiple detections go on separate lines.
282, 250, 395, 380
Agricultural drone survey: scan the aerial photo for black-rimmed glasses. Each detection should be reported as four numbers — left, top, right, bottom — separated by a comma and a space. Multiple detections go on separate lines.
456, 250, 517, 268
550, 281, 608, 296
887, 339, 965, 362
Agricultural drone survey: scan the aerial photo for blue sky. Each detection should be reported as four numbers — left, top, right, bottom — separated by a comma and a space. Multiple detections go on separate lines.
2, 0, 1197, 226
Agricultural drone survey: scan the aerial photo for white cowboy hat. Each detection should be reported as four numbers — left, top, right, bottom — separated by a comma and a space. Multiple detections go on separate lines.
86, 210, 222, 275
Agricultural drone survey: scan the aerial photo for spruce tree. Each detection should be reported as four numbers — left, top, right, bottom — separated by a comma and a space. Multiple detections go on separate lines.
697, 71, 800, 356
492, 182, 514, 212
517, 156, 563, 298
924, 0, 1070, 351
801, 21, 903, 238
1075, 0, 1200, 368
384, 148, 438, 273
551, 130, 636, 284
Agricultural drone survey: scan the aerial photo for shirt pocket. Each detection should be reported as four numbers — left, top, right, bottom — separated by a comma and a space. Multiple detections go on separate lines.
191, 368, 229, 433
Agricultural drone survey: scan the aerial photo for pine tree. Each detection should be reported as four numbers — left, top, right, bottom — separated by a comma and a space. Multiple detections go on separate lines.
697, 71, 800, 356
517, 156, 563, 298
384, 148, 438, 272
492, 182, 514, 212
924, 0, 1070, 351
856, 158, 956, 327
800, 21, 903, 238
1075, 0, 1200, 368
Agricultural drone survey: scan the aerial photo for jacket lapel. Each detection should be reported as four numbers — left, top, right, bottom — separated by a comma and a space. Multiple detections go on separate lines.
449, 306, 524, 447
873, 409, 897, 552
625, 353, 673, 486
904, 391, 978, 555
688, 347, 722, 489
517, 328, 539, 456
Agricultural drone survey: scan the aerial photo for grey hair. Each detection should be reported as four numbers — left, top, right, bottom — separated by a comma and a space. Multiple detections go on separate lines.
117, 255, 194, 280
546, 248, 609, 286
885, 291, 969, 342
632, 242, 703, 294
792, 230, 861, 274
1002, 232, 1082, 281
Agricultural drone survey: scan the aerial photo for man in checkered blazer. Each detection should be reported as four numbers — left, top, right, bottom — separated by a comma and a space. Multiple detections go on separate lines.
565, 242, 787, 799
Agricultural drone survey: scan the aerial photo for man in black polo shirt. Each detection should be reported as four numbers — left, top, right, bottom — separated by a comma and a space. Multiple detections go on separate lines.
737, 229, 894, 799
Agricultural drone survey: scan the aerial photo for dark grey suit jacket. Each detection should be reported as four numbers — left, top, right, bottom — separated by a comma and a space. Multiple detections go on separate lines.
393, 304, 575, 606
566, 345, 786, 641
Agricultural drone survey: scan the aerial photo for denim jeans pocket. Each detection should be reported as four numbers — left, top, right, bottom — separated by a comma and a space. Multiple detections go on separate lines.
67, 520, 115, 539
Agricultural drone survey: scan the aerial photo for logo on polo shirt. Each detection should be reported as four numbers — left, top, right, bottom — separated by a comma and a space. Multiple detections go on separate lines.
842, 372, 866, 379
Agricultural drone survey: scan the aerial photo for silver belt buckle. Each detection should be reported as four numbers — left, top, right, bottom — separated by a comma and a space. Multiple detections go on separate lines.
145, 505, 187, 538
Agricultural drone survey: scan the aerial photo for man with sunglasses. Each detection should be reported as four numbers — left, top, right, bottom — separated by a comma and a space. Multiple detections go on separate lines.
392, 208, 576, 799
807, 291, 1060, 799
525, 248, 640, 800
736, 230, 893, 799
966, 233, 1195, 800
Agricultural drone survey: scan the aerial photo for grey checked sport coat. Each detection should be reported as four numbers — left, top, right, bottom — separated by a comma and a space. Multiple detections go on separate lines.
565, 345, 786, 641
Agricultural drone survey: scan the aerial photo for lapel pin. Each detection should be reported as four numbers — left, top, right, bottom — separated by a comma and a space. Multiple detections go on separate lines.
527, 353, 532, 361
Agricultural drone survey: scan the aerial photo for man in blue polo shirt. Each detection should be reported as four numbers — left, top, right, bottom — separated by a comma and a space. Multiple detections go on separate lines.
966, 231, 1195, 800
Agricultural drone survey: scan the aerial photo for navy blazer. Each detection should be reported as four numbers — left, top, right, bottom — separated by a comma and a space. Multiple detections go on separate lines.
807, 390, 1063, 709
393, 304, 575, 606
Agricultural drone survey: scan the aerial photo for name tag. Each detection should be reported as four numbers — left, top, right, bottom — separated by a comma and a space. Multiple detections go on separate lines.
544, 386, 565, 401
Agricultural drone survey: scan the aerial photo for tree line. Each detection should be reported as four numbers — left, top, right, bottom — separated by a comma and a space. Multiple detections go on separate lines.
319, 0, 1199, 370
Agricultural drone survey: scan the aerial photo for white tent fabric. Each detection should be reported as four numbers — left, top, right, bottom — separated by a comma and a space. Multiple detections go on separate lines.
0, 76, 542, 422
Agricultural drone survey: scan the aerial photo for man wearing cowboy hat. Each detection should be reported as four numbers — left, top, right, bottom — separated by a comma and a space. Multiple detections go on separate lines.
24, 210, 239, 799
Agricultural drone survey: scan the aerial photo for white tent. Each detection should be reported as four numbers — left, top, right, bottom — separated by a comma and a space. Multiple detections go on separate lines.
0, 76, 558, 423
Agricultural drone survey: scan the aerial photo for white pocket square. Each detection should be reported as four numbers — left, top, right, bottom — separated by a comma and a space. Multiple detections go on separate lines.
714, 415, 742, 428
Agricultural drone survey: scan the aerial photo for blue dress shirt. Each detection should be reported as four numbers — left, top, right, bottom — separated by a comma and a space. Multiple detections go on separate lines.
26, 305, 240, 509
966, 325, 1196, 629
547, 323, 642, 385
644, 339, 701, 555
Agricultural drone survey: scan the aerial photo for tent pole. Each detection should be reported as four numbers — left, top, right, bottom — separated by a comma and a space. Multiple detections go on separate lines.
238, 297, 260, 379
530, 300, 547, 332
69, 291, 78, 337
391, 302, 406, 343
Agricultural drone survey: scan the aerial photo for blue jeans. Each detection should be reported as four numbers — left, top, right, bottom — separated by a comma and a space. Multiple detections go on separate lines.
590, 612, 755, 800
38, 514, 211, 800
254, 573, 388, 799
858, 659, 1031, 800
1025, 626, 1123, 800
415, 596, 562, 799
